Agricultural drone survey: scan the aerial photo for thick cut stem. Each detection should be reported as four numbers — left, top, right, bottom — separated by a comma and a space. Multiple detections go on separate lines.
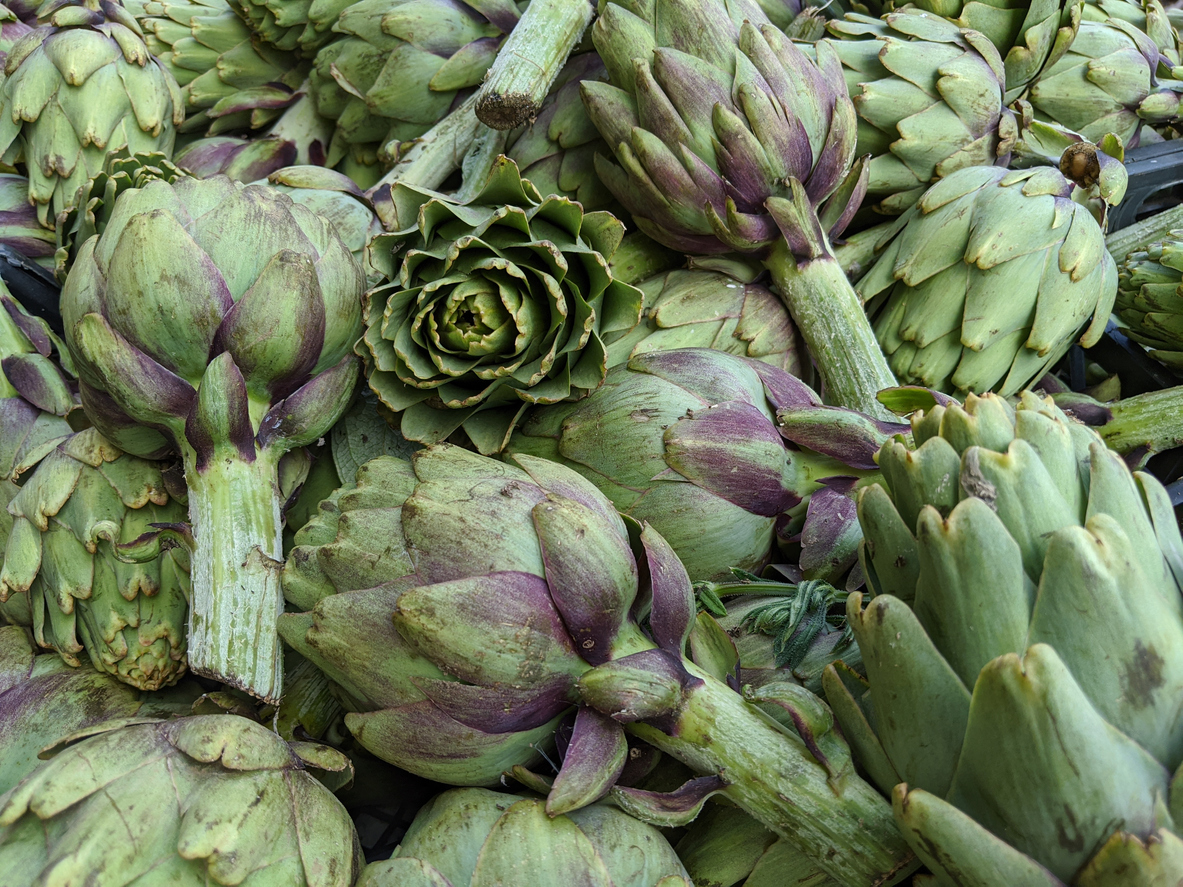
1106, 203, 1183, 263
474, 0, 593, 130
1096, 385, 1183, 457
626, 668, 916, 887
370, 94, 486, 195
764, 241, 897, 421
185, 447, 285, 703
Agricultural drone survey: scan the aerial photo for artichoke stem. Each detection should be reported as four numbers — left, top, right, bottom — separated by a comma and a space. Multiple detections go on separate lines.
184, 447, 285, 703
764, 242, 897, 421
1098, 385, 1183, 457
1106, 203, 1183, 263
371, 94, 484, 197
626, 666, 917, 887
474, 0, 594, 130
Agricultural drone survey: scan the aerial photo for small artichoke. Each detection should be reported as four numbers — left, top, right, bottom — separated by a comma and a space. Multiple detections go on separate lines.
0, 428, 189, 690
0, 714, 362, 886
0, 0, 185, 225
827, 391, 1183, 882
60, 174, 365, 701
1115, 227, 1183, 367
357, 788, 691, 887
362, 156, 643, 455
859, 164, 1117, 396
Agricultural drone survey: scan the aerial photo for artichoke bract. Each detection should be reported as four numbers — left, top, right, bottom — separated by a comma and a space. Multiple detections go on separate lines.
0, 0, 185, 226
825, 391, 1183, 883
507, 348, 903, 582
0, 428, 190, 690
0, 714, 362, 886
357, 788, 691, 887
859, 164, 1117, 396
59, 175, 365, 702
0, 173, 55, 265
825, 12, 1017, 215
363, 156, 643, 455
1116, 227, 1183, 367
280, 445, 915, 886
584, 0, 896, 418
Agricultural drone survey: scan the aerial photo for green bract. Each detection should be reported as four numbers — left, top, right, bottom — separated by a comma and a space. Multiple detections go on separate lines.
826, 391, 1183, 883
363, 156, 643, 455
125, 0, 309, 135
1116, 227, 1183, 368
0, 174, 54, 266
356, 788, 691, 887
0, 0, 185, 226
0, 714, 361, 886
859, 164, 1117, 396
825, 12, 1017, 215
59, 174, 365, 702
234, 0, 352, 56
0, 428, 190, 690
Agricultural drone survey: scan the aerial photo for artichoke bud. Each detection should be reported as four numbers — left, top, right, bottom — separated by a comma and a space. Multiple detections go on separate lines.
578, 649, 689, 723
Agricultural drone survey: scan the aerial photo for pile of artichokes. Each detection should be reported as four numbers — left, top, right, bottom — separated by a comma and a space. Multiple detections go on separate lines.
3, 0, 1183, 882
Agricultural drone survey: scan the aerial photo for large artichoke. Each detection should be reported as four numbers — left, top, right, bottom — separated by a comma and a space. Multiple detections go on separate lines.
357, 788, 691, 887
0, 427, 190, 690
1115, 226, 1183, 368
506, 348, 903, 582
825, 12, 1016, 215
584, 0, 896, 418
858, 163, 1116, 396
825, 391, 1183, 883
308, 0, 520, 175
280, 444, 915, 886
125, 0, 310, 135
59, 174, 365, 702
0, 714, 362, 885
1027, 12, 1183, 145
0, 0, 185, 226
362, 156, 643, 455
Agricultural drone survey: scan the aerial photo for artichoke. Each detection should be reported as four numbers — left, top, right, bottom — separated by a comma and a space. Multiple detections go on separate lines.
0, 0, 185, 226
362, 156, 643, 455
59, 174, 365, 702
53, 149, 186, 280
1115, 226, 1183, 368
0, 714, 362, 886
234, 0, 353, 56
357, 788, 691, 887
308, 0, 521, 173
1027, 12, 1183, 145
507, 348, 903, 582
825, 12, 1017, 215
125, 0, 310, 136
280, 444, 915, 886
890, 0, 1082, 100
0, 427, 190, 690
825, 391, 1183, 883
504, 51, 617, 212
603, 263, 810, 380
858, 163, 1117, 396
584, 0, 896, 418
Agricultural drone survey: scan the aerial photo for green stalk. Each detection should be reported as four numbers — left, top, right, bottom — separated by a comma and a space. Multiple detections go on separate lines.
371, 94, 486, 194
1094, 385, 1183, 456
1106, 203, 1183, 263
626, 664, 917, 887
184, 446, 285, 703
474, 0, 593, 130
764, 241, 897, 422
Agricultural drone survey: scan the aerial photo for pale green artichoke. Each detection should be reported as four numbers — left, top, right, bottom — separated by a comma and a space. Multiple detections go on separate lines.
826, 391, 1183, 884
1115, 226, 1183, 368
859, 164, 1117, 396
0, 0, 185, 226
0, 714, 362, 886
357, 788, 691, 887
